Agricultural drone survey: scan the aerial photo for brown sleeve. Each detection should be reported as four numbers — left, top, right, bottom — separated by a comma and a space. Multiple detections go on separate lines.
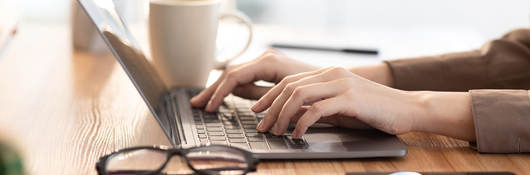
384, 28, 530, 91
469, 90, 530, 153
385, 29, 530, 153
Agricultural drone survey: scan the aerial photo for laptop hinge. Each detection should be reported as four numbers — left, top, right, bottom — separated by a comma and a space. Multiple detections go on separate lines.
167, 91, 186, 146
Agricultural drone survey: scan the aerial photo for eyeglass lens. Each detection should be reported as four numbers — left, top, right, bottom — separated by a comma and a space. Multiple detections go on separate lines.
186, 146, 249, 175
105, 149, 192, 175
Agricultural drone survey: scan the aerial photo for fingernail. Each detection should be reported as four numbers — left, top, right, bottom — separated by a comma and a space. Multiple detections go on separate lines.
272, 126, 281, 136
256, 121, 264, 130
292, 132, 300, 139
190, 96, 198, 104
205, 101, 213, 111
251, 102, 260, 112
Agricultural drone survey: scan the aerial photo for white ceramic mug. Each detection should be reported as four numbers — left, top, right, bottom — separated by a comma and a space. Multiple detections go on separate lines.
149, 0, 252, 88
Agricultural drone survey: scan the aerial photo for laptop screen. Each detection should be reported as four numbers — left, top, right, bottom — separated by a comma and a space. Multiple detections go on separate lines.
76, 0, 168, 113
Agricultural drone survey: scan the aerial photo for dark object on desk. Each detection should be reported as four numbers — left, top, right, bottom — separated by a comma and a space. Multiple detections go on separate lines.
0, 142, 25, 175
346, 172, 515, 175
271, 43, 379, 55
96, 145, 258, 175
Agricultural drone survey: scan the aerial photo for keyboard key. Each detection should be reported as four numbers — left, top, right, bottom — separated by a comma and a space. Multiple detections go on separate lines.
220, 115, 234, 121
244, 129, 258, 133
224, 125, 241, 129
205, 123, 222, 127
249, 142, 268, 150
195, 125, 204, 129
206, 126, 223, 129
245, 133, 263, 137
219, 106, 231, 113
248, 136, 264, 142
241, 120, 257, 124
235, 104, 250, 109
229, 138, 246, 143
266, 135, 288, 150
230, 143, 249, 150
239, 116, 255, 121
243, 124, 257, 129
238, 113, 254, 117
207, 132, 225, 136
206, 128, 223, 132
209, 136, 226, 141
196, 130, 205, 134
267, 140, 287, 150
211, 141, 227, 145
198, 134, 207, 138
227, 134, 244, 138
221, 112, 235, 117
285, 136, 308, 149
203, 113, 218, 119
222, 121, 238, 126
204, 119, 221, 123
226, 129, 242, 134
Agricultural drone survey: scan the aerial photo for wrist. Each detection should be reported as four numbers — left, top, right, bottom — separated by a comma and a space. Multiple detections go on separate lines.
349, 63, 394, 87
407, 91, 475, 141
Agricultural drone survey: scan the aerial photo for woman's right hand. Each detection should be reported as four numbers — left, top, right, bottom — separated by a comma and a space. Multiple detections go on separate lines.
190, 49, 319, 112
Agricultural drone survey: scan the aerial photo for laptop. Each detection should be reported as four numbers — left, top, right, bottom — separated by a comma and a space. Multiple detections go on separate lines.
77, 0, 407, 159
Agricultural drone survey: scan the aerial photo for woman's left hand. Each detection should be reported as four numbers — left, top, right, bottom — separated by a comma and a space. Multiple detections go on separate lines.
251, 67, 422, 138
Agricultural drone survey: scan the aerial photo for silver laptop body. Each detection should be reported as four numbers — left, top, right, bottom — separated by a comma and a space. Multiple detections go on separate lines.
77, 0, 407, 159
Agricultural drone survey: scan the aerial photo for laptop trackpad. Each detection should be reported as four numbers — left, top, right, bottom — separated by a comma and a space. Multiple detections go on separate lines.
303, 128, 402, 152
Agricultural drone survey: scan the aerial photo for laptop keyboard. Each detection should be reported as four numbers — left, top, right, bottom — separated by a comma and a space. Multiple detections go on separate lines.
188, 89, 307, 151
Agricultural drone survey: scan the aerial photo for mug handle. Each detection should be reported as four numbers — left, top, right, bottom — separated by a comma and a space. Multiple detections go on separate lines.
213, 11, 253, 70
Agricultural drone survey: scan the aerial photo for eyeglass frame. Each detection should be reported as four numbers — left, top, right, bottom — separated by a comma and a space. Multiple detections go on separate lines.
95, 144, 259, 175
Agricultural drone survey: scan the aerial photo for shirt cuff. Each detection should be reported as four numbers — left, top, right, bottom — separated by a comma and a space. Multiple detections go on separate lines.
469, 89, 530, 153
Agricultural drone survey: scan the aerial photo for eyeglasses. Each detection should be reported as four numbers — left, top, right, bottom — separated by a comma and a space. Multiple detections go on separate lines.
96, 145, 259, 175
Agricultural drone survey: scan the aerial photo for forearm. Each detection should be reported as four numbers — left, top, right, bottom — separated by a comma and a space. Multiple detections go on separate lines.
350, 64, 476, 141
409, 91, 476, 141
349, 63, 394, 87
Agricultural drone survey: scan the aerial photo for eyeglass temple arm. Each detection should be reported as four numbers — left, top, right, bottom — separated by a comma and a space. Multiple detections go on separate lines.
104, 170, 193, 175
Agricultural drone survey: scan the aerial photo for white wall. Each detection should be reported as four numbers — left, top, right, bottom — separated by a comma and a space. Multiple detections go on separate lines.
244, 0, 530, 39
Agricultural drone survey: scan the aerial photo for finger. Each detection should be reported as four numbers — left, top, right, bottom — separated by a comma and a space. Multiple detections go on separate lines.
253, 66, 352, 112
273, 79, 352, 135
190, 71, 227, 107
190, 50, 274, 107
268, 107, 307, 133
251, 68, 327, 112
232, 84, 271, 100
292, 96, 349, 138
256, 68, 343, 132
289, 106, 309, 123
204, 63, 261, 111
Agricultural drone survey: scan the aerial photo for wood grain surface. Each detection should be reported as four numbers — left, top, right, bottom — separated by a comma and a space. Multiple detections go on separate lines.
0, 23, 528, 175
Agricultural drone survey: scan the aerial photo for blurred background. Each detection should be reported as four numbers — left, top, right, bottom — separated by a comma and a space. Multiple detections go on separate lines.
13, 0, 530, 39
3, 0, 530, 66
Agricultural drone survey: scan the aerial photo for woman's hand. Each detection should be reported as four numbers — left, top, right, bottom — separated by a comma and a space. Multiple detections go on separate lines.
251, 67, 421, 138
190, 49, 318, 112
252, 66, 476, 141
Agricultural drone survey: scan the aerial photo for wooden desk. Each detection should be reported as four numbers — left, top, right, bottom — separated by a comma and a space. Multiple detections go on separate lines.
0, 23, 528, 175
